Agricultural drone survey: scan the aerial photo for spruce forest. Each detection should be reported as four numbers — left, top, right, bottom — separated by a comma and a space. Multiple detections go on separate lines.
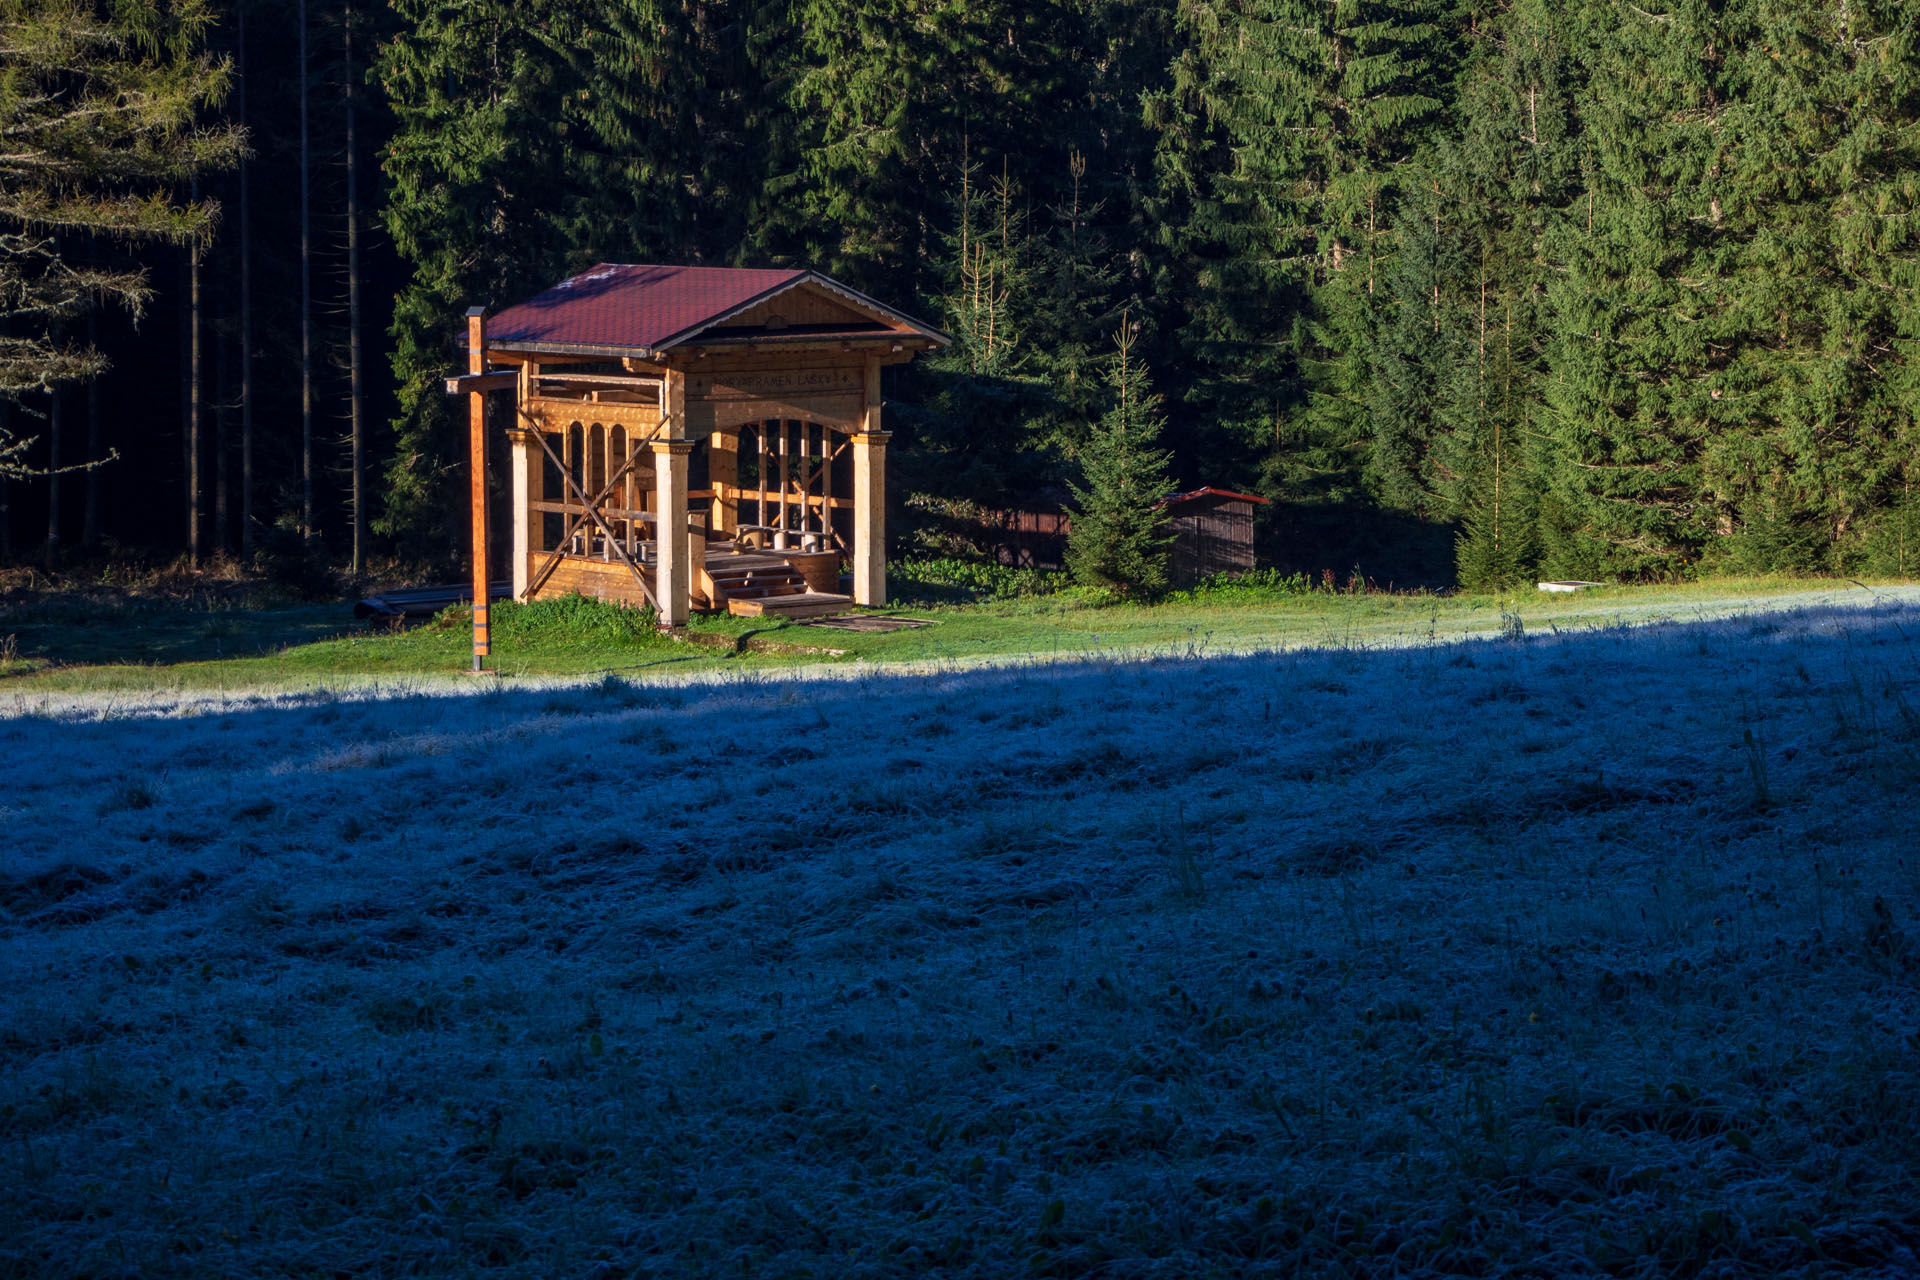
4, 0, 1919, 588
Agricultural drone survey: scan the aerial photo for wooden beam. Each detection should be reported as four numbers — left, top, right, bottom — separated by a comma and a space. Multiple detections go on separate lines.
534, 371, 664, 387
529, 500, 656, 521
467, 308, 491, 670
821, 421, 833, 542
797, 422, 814, 538
778, 420, 791, 544
758, 422, 769, 537
446, 371, 518, 395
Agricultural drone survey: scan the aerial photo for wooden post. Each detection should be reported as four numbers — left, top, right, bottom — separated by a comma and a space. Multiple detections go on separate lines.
775, 421, 790, 549
507, 428, 532, 601
822, 424, 835, 548
709, 429, 738, 534
652, 441, 693, 626
851, 431, 889, 606
852, 357, 888, 606
758, 422, 769, 534
467, 307, 490, 670
688, 508, 707, 603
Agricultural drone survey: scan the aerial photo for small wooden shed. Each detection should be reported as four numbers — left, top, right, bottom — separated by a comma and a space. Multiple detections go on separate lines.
448, 265, 947, 664
1162, 487, 1266, 588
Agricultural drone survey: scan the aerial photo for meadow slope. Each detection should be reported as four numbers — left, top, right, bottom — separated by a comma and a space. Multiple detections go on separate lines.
4, 599, 1920, 1277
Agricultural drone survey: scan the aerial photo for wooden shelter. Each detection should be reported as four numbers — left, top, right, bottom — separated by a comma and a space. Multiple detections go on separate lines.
447, 265, 947, 666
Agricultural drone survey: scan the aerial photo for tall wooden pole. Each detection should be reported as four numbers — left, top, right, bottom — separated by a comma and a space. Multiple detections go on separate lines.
467, 308, 491, 671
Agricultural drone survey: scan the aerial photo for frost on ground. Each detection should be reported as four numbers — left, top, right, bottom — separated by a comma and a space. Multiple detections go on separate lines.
3, 602, 1919, 1278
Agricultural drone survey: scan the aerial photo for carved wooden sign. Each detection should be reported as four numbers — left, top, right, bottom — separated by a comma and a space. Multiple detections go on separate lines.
521, 400, 663, 431
690, 367, 863, 400
688, 394, 863, 435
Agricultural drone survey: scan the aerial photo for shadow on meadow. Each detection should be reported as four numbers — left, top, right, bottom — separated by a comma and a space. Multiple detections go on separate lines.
3, 602, 1919, 1277
0, 592, 354, 670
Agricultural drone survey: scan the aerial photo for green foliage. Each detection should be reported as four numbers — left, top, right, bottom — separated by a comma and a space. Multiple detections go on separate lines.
1150, 0, 1456, 504
1538, 0, 1920, 579
249, 513, 336, 601
342, 0, 1920, 583
0, 0, 240, 469
1162, 568, 1312, 605
436, 593, 668, 650
1066, 323, 1175, 599
376, 0, 750, 550
888, 557, 1070, 606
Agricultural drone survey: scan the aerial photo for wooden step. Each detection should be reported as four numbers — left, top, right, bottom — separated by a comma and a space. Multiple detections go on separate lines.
707, 563, 809, 601
728, 592, 853, 619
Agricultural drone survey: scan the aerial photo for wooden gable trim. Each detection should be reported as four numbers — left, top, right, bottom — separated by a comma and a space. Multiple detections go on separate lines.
653, 271, 949, 351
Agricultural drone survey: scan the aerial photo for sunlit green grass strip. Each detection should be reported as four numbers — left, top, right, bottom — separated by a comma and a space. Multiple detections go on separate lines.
2, 575, 1915, 696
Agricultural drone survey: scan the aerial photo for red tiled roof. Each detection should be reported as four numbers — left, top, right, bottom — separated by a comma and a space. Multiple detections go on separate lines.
482, 264, 806, 353
1162, 486, 1269, 506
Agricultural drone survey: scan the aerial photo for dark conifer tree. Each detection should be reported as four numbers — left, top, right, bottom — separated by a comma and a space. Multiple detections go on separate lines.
1149, 0, 1457, 514
0, 0, 240, 467
1066, 318, 1175, 597
378, 0, 577, 552
1429, 0, 1579, 584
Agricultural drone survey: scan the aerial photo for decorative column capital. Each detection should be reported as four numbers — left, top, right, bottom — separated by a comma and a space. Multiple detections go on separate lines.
651, 440, 696, 457
850, 431, 892, 447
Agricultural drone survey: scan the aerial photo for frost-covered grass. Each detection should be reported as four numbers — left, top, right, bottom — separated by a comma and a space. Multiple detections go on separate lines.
4, 597, 1920, 1276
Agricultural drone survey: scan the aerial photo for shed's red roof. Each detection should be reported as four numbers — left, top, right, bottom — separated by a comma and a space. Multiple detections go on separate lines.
476, 263, 946, 355
1163, 486, 1269, 506
484, 265, 806, 352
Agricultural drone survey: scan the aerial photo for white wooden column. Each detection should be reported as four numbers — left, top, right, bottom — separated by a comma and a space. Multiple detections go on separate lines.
507, 428, 534, 600
851, 430, 889, 607
851, 356, 888, 606
652, 440, 693, 626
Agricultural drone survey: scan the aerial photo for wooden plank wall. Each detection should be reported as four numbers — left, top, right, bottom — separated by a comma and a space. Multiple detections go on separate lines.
1167, 498, 1255, 588
533, 556, 655, 609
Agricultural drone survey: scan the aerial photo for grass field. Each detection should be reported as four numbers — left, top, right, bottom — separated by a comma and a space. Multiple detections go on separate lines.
3, 573, 1914, 692
4, 585, 1920, 1276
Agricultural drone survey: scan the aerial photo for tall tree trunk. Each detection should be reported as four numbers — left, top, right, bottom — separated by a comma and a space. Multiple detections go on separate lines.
0, 401, 10, 562
189, 199, 203, 568
180, 258, 190, 549
346, 0, 365, 575
298, 0, 313, 538
238, 0, 254, 561
46, 387, 62, 570
83, 309, 101, 547
215, 297, 229, 553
